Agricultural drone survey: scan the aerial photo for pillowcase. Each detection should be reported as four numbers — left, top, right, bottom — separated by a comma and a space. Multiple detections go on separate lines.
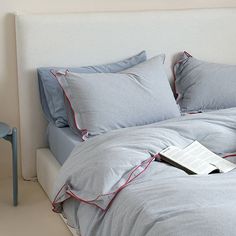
174, 51, 236, 113
56, 55, 180, 139
37, 51, 147, 127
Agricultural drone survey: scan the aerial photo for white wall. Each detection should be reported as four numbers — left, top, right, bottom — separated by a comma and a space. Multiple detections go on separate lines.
1, 0, 236, 178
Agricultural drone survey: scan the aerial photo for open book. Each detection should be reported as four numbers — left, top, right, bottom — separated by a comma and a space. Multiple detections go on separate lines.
159, 141, 236, 175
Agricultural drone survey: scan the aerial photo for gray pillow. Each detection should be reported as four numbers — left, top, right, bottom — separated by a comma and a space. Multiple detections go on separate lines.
56, 55, 180, 139
174, 52, 236, 113
37, 51, 147, 127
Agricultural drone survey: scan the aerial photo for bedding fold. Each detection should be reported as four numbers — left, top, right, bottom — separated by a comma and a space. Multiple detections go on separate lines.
52, 107, 236, 236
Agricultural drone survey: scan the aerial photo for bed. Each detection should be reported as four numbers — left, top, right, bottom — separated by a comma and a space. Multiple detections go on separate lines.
15, 8, 236, 236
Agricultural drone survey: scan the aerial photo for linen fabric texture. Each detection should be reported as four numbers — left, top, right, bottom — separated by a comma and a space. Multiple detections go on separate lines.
37, 51, 147, 127
174, 52, 236, 113
52, 108, 236, 236
56, 55, 180, 138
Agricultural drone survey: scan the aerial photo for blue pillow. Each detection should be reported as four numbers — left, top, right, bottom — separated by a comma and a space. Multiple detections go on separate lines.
174, 51, 236, 113
37, 51, 147, 127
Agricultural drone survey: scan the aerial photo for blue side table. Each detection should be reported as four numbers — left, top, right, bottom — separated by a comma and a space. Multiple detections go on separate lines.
0, 122, 18, 206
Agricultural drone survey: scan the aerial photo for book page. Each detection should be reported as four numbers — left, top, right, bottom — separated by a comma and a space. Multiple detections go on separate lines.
160, 144, 217, 174
183, 141, 236, 173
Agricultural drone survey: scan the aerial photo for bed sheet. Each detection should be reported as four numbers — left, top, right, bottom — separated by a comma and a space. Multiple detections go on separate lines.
47, 123, 83, 165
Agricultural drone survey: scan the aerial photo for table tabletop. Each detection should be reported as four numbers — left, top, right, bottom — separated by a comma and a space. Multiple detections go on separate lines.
0, 122, 11, 138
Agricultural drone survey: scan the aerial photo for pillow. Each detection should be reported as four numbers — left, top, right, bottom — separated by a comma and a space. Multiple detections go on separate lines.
56, 55, 180, 139
37, 51, 147, 127
174, 51, 236, 113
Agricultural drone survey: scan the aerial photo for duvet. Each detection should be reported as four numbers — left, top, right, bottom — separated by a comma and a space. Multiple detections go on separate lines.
53, 108, 236, 236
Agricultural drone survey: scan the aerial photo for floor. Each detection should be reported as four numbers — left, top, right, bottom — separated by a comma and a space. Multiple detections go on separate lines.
0, 177, 72, 236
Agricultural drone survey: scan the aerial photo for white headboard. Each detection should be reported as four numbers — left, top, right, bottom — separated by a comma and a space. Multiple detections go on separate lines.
15, 9, 236, 180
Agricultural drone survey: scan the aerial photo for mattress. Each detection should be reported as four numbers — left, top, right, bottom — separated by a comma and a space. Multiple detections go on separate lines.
47, 123, 83, 165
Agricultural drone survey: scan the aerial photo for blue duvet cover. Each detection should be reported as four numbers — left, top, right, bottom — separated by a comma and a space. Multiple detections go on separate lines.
53, 108, 236, 236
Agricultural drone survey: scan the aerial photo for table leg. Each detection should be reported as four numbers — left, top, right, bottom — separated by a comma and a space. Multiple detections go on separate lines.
12, 128, 18, 206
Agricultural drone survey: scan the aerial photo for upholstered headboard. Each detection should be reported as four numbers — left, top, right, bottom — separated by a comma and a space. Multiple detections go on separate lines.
15, 9, 236, 180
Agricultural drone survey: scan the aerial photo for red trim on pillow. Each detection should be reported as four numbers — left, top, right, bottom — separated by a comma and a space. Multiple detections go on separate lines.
51, 70, 80, 133
51, 70, 89, 140
52, 155, 155, 212
64, 92, 88, 140
64, 91, 88, 140
173, 61, 179, 99
183, 51, 192, 58
173, 51, 192, 100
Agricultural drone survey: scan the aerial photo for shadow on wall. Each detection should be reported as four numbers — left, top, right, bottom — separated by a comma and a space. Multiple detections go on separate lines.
1, 13, 19, 125
0, 13, 20, 179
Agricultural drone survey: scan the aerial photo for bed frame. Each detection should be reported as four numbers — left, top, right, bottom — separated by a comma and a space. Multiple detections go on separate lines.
15, 8, 236, 236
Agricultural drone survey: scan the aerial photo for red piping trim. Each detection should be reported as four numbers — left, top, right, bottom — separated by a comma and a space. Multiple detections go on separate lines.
173, 51, 192, 100
183, 51, 192, 58
105, 156, 154, 211
51, 70, 88, 140
67, 190, 105, 211
173, 60, 179, 99
223, 154, 236, 159
64, 93, 88, 140
52, 155, 155, 212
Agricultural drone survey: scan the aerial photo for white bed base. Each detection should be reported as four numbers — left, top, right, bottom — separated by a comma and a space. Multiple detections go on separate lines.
36, 149, 60, 202
36, 148, 79, 236
15, 8, 236, 236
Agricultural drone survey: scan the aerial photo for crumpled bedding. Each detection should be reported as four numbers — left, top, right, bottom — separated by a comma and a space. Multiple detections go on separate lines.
53, 107, 236, 236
